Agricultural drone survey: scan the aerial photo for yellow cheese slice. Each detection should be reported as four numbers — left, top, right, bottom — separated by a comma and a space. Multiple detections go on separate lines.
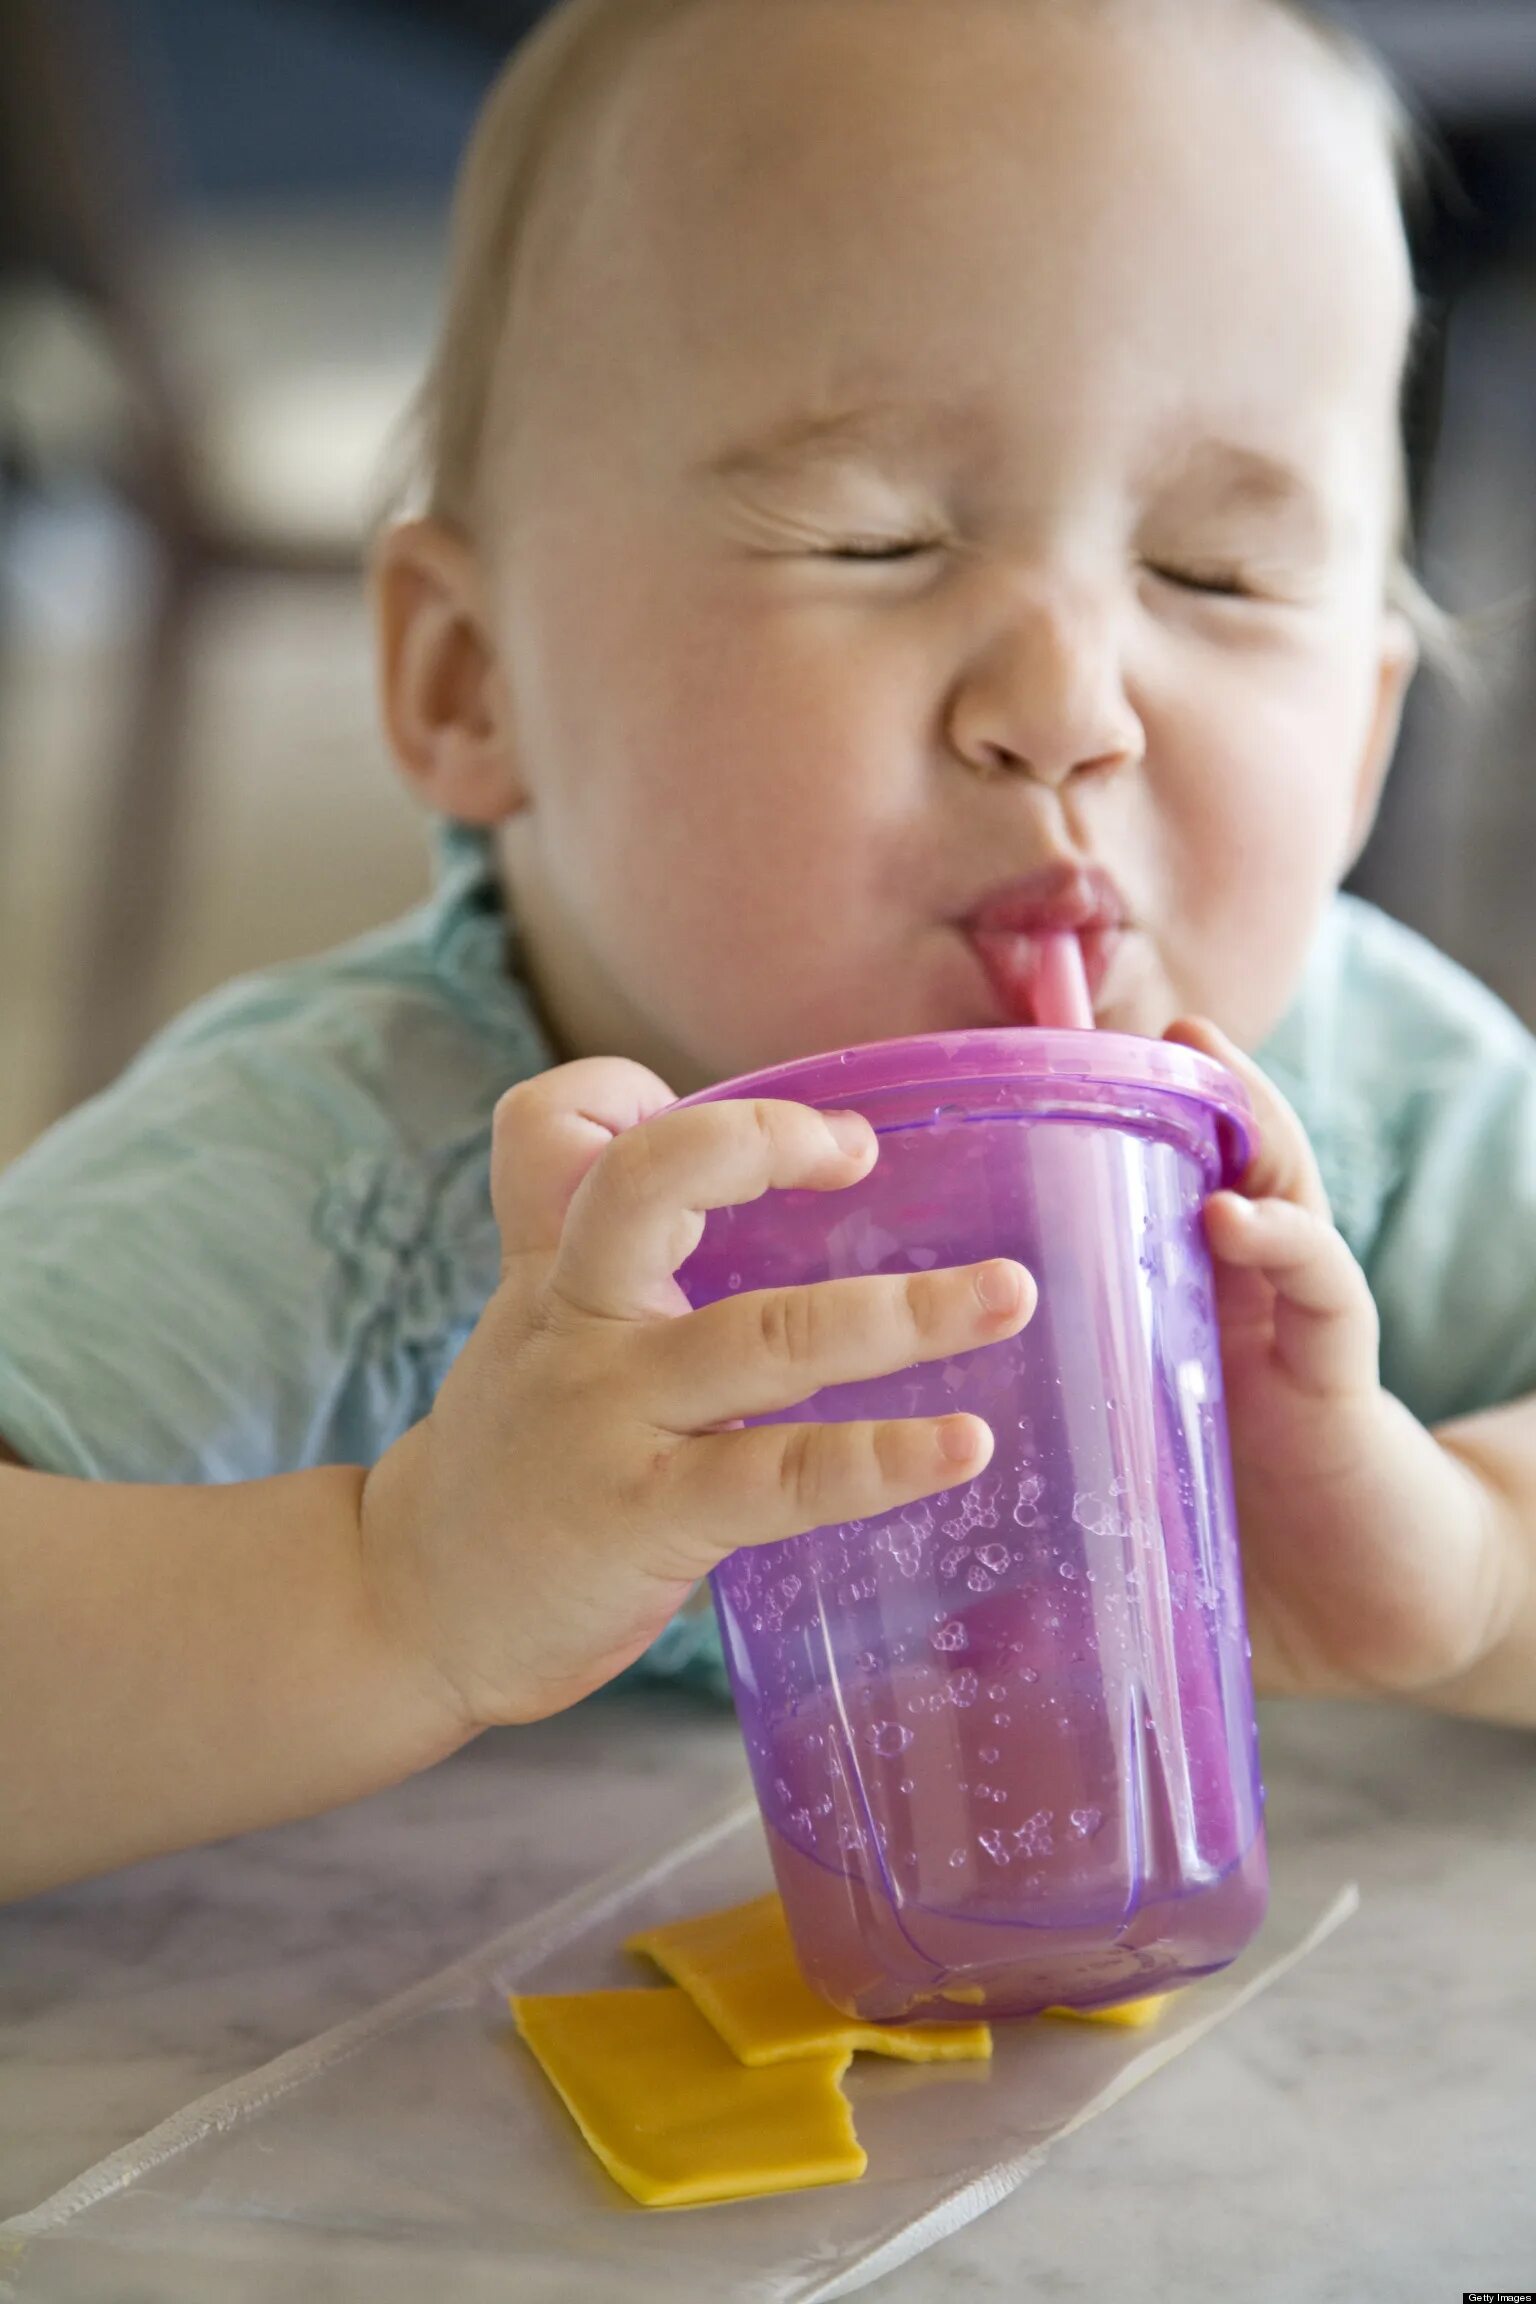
1044, 1992, 1170, 2029
511, 1986, 866, 2208
944, 1979, 1168, 2025
625, 1892, 992, 2066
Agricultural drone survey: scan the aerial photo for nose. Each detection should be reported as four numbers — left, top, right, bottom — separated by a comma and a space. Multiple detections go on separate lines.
945, 577, 1144, 789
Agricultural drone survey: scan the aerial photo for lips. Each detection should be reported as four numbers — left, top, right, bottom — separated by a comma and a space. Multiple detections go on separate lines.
959, 864, 1130, 1025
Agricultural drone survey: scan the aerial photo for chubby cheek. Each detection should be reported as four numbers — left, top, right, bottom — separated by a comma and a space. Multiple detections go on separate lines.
539, 595, 920, 1066
1144, 667, 1372, 1045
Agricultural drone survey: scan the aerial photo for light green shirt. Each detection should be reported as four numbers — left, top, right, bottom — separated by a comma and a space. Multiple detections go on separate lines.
1, 824, 1533, 1697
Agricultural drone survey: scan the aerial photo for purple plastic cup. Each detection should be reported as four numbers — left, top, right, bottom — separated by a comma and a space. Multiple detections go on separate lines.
675, 1027, 1265, 2021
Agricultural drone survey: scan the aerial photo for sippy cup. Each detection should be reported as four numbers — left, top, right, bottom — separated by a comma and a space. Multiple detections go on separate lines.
674, 990, 1265, 2021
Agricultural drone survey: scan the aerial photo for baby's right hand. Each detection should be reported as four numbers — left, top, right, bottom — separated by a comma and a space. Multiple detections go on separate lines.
359, 1059, 1035, 1733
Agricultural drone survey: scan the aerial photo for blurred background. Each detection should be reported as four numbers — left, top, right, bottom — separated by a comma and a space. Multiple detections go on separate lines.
1, 0, 1534, 1168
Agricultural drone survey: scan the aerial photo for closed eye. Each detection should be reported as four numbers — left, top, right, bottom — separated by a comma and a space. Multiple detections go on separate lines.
820, 536, 945, 563
1142, 561, 1257, 600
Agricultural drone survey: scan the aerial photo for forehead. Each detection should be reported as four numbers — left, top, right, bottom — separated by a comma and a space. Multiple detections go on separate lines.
506, 0, 1411, 481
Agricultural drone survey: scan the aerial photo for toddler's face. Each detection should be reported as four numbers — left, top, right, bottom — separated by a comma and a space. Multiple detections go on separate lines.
478, 0, 1416, 1090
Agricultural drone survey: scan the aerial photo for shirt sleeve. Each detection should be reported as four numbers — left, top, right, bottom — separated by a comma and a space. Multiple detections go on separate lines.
1366, 995, 1536, 1430
1280, 901, 1536, 1431
0, 991, 497, 1483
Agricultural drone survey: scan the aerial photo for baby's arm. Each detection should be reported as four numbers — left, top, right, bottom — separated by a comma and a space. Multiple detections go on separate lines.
0, 1453, 471, 1902
1421, 1398, 1536, 1724
0, 1060, 1033, 1902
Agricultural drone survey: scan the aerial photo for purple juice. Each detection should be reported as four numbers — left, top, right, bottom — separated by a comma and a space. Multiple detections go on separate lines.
679, 1028, 1266, 2020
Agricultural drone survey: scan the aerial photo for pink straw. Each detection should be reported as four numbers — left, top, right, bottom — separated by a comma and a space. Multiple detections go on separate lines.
1031, 932, 1095, 1030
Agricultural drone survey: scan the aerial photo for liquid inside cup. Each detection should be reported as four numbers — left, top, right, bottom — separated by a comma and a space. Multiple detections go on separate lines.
678, 1029, 1264, 2020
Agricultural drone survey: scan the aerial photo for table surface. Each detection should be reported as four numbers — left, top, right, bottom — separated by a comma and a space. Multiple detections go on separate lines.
3, 1690, 1533, 2301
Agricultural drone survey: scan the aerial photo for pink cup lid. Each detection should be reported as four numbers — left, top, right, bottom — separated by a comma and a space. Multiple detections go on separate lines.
678, 1026, 1258, 1183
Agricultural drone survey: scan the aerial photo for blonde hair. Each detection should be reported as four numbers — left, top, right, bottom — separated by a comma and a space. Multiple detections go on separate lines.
401, 0, 1457, 668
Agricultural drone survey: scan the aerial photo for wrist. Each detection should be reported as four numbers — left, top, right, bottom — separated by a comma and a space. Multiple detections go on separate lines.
358, 1423, 483, 1752
1418, 1425, 1536, 1726
1238, 1390, 1522, 1708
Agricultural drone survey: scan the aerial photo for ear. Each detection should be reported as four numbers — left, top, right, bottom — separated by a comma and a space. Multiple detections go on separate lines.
1343, 608, 1419, 870
371, 518, 527, 824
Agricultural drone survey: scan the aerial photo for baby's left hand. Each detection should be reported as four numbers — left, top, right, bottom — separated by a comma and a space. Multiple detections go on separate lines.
1165, 1019, 1508, 1702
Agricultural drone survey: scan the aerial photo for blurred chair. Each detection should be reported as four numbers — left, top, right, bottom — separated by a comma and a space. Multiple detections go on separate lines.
0, 0, 439, 1106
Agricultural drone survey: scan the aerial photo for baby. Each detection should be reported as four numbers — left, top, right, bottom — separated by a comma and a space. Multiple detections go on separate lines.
3, 0, 1534, 1902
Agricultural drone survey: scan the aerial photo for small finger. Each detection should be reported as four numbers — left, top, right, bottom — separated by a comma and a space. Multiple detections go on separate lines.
1205, 1193, 1379, 1394
1164, 1017, 1332, 1220
491, 1059, 681, 1269
552, 1098, 878, 1323
642, 1259, 1035, 1430
669, 1411, 996, 1551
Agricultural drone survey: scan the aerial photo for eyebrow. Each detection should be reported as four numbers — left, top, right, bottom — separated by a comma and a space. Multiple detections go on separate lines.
700, 410, 1341, 542
1157, 441, 1333, 528
698, 401, 961, 486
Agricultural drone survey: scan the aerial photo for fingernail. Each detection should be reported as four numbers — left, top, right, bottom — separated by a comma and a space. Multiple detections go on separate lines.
938, 1416, 985, 1465
975, 1260, 1024, 1314
822, 1109, 874, 1159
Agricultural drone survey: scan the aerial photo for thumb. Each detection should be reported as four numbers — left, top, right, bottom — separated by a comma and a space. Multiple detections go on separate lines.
490, 1058, 680, 1276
